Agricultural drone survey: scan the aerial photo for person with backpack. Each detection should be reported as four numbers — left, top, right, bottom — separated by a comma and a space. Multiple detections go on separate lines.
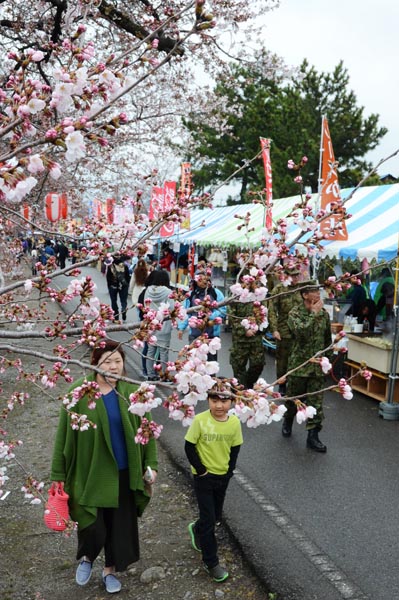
177, 271, 226, 360
106, 253, 131, 323
40, 239, 55, 265
139, 269, 174, 381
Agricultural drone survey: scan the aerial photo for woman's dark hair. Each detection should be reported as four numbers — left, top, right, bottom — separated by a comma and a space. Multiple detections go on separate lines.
144, 269, 157, 287
147, 269, 170, 287
381, 268, 391, 278
134, 259, 148, 286
91, 340, 125, 366
359, 299, 377, 331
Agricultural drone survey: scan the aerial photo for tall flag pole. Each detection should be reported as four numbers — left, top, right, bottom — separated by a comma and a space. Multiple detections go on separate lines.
260, 138, 273, 230
318, 116, 348, 241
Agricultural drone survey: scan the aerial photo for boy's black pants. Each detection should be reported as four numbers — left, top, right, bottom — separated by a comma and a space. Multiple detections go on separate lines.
193, 473, 231, 568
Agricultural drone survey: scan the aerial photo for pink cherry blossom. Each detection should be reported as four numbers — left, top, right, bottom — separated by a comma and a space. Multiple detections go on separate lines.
362, 370, 372, 381
342, 386, 353, 400
65, 130, 86, 162
320, 356, 332, 374
24, 279, 33, 292
49, 163, 62, 179
27, 154, 45, 174
31, 50, 45, 62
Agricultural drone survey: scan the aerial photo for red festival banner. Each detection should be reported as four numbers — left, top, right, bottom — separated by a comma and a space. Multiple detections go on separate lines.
318, 117, 348, 240
159, 180, 176, 238
106, 198, 115, 224
181, 162, 192, 194
149, 186, 164, 221
260, 138, 273, 230
150, 183, 176, 237
93, 198, 103, 219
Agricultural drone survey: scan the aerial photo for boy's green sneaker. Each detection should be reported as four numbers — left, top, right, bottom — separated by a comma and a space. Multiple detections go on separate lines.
188, 521, 201, 552
204, 563, 229, 583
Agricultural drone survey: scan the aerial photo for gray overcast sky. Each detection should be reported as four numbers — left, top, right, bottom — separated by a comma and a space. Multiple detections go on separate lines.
262, 0, 399, 177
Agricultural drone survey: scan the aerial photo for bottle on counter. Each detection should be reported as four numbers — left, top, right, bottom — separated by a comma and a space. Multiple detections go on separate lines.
343, 316, 352, 332
363, 318, 370, 333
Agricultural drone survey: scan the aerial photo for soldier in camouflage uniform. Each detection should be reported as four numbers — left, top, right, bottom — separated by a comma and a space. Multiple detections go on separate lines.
267, 268, 302, 394
228, 301, 265, 389
283, 283, 332, 452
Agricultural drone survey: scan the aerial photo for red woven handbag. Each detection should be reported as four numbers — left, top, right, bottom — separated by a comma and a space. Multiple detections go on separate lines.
44, 482, 70, 531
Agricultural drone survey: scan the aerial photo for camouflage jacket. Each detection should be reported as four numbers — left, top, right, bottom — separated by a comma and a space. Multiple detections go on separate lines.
228, 301, 265, 342
287, 304, 332, 377
267, 283, 302, 338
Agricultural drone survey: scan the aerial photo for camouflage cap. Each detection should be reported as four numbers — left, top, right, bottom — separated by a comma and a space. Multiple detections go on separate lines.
300, 279, 320, 293
284, 266, 301, 276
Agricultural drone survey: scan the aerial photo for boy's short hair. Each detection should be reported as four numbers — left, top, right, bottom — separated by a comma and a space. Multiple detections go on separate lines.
208, 381, 232, 399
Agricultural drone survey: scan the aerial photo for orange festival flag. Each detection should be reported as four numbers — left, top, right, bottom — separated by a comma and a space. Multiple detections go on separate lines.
180, 162, 191, 230
260, 138, 273, 230
318, 117, 348, 241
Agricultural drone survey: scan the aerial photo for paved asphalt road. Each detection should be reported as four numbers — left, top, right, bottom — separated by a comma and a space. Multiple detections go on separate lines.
59, 265, 399, 600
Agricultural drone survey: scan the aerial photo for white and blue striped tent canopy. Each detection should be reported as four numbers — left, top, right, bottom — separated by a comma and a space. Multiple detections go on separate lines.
171, 184, 398, 263
320, 183, 399, 262
172, 194, 305, 248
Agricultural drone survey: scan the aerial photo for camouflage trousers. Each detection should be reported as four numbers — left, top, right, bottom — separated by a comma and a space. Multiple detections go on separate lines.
286, 375, 325, 430
230, 339, 265, 389
275, 337, 292, 380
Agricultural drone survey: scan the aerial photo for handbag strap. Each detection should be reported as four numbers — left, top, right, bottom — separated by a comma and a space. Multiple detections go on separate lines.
50, 481, 66, 497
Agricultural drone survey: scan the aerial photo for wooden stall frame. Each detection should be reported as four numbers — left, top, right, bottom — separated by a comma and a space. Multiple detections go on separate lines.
345, 360, 399, 403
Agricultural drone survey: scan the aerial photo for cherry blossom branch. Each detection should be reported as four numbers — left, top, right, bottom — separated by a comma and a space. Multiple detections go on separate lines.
0, 343, 144, 384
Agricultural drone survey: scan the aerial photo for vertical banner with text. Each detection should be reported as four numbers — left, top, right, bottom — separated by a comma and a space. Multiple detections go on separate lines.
159, 180, 176, 238
260, 137, 273, 230
180, 162, 191, 230
149, 186, 164, 221
106, 198, 115, 225
319, 117, 348, 240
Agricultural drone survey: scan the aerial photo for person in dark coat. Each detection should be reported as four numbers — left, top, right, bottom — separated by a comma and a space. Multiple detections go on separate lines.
106, 254, 131, 322
56, 240, 69, 269
345, 270, 367, 321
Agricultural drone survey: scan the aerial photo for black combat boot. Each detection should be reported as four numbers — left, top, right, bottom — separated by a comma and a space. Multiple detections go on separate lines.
306, 428, 327, 453
282, 417, 294, 437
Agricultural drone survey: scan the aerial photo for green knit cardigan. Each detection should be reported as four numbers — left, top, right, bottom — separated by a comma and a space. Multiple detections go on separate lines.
50, 374, 158, 529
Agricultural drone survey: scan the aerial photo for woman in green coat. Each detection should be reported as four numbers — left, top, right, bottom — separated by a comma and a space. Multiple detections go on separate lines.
51, 340, 158, 594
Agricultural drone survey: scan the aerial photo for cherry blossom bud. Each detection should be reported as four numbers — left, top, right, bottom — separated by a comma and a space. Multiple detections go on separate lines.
31, 50, 44, 62
45, 129, 58, 140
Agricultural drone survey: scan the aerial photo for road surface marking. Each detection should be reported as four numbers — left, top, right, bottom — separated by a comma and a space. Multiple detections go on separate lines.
235, 469, 369, 600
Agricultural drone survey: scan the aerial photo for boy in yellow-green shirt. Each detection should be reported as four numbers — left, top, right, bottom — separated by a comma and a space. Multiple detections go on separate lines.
184, 384, 243, 583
